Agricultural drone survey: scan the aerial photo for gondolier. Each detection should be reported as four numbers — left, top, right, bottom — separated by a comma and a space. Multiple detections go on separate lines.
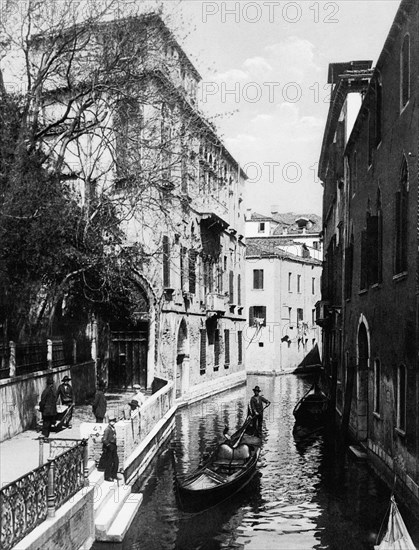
249, 386, 270, 437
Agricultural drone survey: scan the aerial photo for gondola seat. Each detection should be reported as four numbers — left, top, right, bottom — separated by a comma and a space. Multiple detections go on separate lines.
214, 444, 250, 467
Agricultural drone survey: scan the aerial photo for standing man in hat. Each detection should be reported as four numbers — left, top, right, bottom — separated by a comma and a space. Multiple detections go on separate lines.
57, 375, 74, 428
92, 380, 107, 423
39, 376, 57, 437
101, 413, 119, 482
249, 386, 270, 437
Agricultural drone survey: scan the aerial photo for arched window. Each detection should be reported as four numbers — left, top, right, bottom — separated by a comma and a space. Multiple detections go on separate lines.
401, 34, 410, 109
394, 158, 408, 274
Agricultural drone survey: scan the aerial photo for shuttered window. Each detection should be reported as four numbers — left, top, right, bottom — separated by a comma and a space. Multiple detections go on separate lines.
253, 269, 264, 290
162, 235, 170, 288
200, 329, 206, 375
224, 329, 230, 368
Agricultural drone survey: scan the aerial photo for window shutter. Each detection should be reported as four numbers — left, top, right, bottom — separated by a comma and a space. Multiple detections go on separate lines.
200, 329, 206, 374
188, 250, 197, 294
224, 329, 230, 367
360, 230, 368, 289
395, 191, 401, 273
238, 331, 243, 364
249, 307, 254, 327
367, 215, 379, 285
229, 271, 234, 303
214, 329, 220, 370
237, 274, 241, 306
163, 235, 170, 288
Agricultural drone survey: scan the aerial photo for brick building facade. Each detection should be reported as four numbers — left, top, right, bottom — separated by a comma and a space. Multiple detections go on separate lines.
318, 0, 419, 506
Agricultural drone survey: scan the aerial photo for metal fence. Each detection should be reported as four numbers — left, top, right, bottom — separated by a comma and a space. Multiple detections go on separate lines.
0, 439, 88, 550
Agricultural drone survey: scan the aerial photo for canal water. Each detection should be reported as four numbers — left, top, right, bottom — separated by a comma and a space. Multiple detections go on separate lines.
93, 374, 419, 550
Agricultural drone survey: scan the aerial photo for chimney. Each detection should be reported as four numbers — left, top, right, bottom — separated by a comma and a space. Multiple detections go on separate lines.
246, 208, 252, 221
271, 205, 279, 215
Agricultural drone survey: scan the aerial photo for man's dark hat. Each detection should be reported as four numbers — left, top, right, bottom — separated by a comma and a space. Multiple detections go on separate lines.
129, 399, 139, 408
253, 386, 261, 392
62, 375, 71, 382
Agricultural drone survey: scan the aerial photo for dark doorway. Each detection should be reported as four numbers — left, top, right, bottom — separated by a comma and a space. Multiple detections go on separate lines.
109, 324, 148, 388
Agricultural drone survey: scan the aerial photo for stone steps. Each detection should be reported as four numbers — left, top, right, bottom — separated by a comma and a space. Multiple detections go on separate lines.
102, 493, 143, 542
95, 480, 132, 536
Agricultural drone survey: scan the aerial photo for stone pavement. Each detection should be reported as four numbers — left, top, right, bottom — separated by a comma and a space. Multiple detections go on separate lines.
0, 391, 135, 487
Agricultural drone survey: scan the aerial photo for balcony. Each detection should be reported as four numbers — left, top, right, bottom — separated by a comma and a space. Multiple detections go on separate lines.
315, 300, 330, 327
206, 293, 226, 314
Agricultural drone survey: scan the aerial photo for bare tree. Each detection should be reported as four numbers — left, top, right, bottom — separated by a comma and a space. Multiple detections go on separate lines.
0, 0, 203, 339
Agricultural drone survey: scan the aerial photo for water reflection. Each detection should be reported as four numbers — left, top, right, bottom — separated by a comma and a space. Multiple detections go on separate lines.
93, 374, 419, 550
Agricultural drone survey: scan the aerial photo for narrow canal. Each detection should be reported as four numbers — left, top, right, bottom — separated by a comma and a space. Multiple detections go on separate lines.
93, 374, 419, 549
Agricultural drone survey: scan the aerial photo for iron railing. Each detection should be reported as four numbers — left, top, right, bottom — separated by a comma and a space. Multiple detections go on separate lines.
0, 439, 88, 550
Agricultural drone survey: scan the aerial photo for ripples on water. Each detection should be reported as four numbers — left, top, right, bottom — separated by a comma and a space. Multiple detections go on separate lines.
95, 374, 419, 550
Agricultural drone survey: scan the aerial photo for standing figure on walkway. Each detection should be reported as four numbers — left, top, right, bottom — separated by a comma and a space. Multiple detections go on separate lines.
249, 386, 270, 437
92, 380, 107, 423
101, 413, 119, 482
39, 376, 57, 438
57, 375, 74, 428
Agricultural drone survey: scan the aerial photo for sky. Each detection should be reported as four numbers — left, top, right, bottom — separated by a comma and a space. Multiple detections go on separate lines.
166, 0, 401, 216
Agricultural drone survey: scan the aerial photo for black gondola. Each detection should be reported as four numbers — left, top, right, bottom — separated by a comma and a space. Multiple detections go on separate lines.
175, 414, 262, 511
293, 382, 329, 425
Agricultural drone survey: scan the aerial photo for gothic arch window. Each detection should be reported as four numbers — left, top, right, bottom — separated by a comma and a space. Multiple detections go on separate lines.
394, 157, 408, 274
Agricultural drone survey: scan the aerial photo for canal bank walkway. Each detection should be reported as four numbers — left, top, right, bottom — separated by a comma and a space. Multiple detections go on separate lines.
0, 391, 135, 486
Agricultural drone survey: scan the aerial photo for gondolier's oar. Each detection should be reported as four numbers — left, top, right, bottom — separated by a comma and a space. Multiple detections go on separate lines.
233, 403, 270, 449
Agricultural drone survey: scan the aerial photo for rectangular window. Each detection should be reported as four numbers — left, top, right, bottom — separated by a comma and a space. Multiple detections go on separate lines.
297, 274, 301, 293
312, 277, 315, 295
374, 359, 381, 414
249, 306, 267, 327
297, 308, 303, 325
258, 222, 265, 233
162, 235, 170, 288
224, 329, 230, 368
238, 331, 243, 364
214, 329, 220, 371
253, 269, 264, 290
200, 329, 206, 375
288, 272, 292, 292
312, 309, 315, 326
360, 229, 368, 290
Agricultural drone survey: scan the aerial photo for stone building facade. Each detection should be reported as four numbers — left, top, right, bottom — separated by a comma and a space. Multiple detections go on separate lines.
318, 0, 419, 507
245, 213, 322, 373
38, 14, 247, 399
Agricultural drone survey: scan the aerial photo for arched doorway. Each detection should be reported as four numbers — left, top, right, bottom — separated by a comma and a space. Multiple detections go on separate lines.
108, 283, 150, 389
176, 319, 190, 398
357, 319, 370, 441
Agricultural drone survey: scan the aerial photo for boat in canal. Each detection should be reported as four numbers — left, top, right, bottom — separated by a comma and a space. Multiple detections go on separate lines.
293, 381, 329, 426
375, 495, 416, 550
175, 415, 262, 511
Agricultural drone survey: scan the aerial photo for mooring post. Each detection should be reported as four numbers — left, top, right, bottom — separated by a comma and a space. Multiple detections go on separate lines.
38, 437, 44, 466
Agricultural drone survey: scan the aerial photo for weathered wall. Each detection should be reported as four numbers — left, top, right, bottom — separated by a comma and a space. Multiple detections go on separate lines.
15, 484, 95, 550
0, 362, 95, 442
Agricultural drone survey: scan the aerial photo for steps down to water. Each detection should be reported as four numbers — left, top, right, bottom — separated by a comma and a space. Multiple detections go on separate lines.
90, 468, 143, 542
348, 445, 368, 460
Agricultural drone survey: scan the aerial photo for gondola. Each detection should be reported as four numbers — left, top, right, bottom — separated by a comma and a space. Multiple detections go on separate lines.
293, 382, 329, 425
375, 495, 416, 549
175, 414, 262, 511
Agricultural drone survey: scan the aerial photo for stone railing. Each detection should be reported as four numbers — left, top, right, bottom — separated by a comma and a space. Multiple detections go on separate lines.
84, 381, 175, 468
0, 439, 88, 550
